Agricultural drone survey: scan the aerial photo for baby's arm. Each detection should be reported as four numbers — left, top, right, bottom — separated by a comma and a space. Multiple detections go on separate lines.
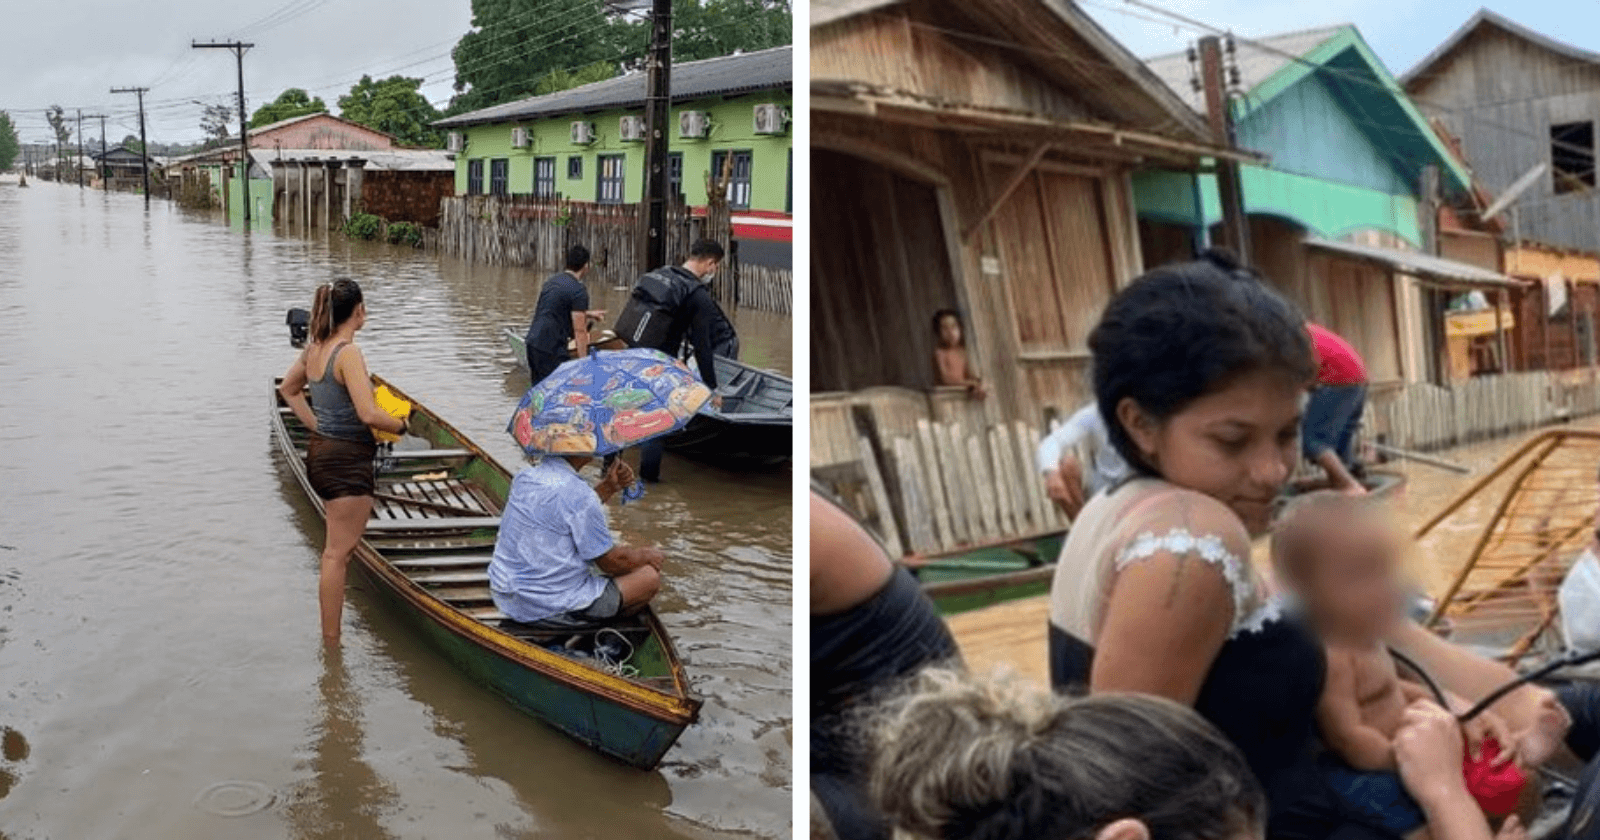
1318, 648, 1398, 771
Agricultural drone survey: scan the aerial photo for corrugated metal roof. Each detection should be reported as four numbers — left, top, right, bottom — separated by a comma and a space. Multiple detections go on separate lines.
263, 148, 455, 172
1305, 237, 1518, 288
1400, 9, 1600, 88
1145, 25, 1347, 112
435, 46, 791, 128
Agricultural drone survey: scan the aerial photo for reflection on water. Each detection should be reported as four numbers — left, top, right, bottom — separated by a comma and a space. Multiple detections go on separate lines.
284, 648, 396, 840
0, 180, 790, 839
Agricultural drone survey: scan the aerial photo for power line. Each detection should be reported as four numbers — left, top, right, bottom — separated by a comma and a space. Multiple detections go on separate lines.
110, 86, 150, 207
192, 40, 255, 223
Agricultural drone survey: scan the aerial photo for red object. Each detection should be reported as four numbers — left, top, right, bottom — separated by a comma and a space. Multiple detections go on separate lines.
1462, 738, 1526, 816
1307, 323, 1368, 386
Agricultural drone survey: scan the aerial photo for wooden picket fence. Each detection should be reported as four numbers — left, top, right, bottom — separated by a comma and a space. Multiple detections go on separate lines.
811, 388, 1065, 559
1369, 370, 1600, 452
430, 195, 791, 315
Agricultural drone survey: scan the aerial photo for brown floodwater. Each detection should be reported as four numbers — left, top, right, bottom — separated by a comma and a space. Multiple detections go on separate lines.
0, 179, 792, 839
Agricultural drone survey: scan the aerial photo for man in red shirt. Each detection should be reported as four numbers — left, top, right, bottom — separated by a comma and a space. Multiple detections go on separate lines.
1304, 323, 1368, 494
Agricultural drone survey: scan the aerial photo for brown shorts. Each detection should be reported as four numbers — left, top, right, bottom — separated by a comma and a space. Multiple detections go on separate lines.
306, 434, 378, 501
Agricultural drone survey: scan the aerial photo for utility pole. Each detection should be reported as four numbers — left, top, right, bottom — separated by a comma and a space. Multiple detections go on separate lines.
639, 0, 672, 272
1197, 35, 1251, 265
75, 109, 84, 188
87, 114, 108, 189
111, 86, 150, 208
192, 40, 254, 224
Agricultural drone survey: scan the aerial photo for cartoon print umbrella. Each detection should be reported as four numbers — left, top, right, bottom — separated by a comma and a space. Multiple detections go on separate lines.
507, 347, 712, 458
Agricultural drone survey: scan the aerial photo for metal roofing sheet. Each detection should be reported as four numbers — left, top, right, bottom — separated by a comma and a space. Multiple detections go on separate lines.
435, 46, 791, 128
1305, 237, 1518, 288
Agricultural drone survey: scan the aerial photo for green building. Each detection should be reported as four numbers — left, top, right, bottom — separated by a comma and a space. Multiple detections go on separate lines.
434, 46, 793, 267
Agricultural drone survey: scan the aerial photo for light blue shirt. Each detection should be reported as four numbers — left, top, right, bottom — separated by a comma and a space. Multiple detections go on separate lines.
488, 458, 614, 623
1035, 404, 1131, 497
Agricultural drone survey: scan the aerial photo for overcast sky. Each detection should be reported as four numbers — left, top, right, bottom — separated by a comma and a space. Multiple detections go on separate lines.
3, 1, 1596, 147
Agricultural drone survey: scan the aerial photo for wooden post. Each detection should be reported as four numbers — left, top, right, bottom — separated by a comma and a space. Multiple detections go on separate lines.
1198, 36, 1250, 264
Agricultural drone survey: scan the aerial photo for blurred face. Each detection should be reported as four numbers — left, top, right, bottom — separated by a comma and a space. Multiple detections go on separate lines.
938, 315, 962, 348
1120, 369, 1302, 535
1297, 515, 1405, 638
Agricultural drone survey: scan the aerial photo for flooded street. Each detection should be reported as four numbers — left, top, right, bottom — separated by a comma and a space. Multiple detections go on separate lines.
0, 180, 791, 839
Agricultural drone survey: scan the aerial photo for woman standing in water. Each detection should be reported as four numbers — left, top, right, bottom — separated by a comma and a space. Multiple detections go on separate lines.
1046, 253, 1554, 840
278, 279, 408, 645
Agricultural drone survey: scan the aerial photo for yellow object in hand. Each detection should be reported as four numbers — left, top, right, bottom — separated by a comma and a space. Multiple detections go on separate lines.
372, 385, 413, 443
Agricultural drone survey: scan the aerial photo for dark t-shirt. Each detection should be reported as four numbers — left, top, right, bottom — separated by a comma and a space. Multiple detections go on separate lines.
525, 271, 589, 361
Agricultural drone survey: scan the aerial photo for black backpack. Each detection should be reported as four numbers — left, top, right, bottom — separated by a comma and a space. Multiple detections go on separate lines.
614, 267, 697, 351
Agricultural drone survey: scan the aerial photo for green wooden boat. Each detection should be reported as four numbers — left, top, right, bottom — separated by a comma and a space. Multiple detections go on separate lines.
914, 470, 1406, 616
271, 376, 701, 769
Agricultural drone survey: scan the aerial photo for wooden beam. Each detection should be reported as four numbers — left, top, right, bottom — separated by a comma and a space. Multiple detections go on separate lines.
963, 142, 1048, 241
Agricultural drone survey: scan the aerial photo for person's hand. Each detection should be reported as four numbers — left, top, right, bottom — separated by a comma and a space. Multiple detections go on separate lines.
607, 458, 635, 490
1462, 709, 1517, 767
1514, 691, 1573, 768
1046, 456, 1087, 518
638, 547, 665, 570
1342, 482, 1369, 497
1394, 700, 1469, 807
712, 394, 724, 411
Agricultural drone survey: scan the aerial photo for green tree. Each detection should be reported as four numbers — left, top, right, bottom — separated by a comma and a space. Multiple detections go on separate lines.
448, 0, 638, 113
666, 0, 791, 64
45, 105, 70, 172
0, 111, 18, 172
338, 75, 443, 147
200, 103, 233, 148
250, 88, 328, 128
120, 134, 144, 153
533, 60, 618, 95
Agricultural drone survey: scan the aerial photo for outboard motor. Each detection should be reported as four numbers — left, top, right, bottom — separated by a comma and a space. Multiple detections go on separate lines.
286, 308, 310, 348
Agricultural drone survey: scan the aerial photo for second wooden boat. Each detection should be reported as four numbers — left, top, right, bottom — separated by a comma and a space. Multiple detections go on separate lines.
914, 469, 1406, 616
504, 325, 792, 469
272, 375, 701, 769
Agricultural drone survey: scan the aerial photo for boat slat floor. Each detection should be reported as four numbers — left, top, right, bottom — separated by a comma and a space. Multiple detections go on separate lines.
435, 586, 495, 606
409, 570, 491, 586
390, 554, 494, 570
365, 516, 501, 533
372, 537, 498, 553
372, 477, 493, 521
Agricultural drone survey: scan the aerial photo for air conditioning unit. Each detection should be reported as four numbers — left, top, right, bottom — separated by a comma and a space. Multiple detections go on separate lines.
446, 131, 464, 152
678, 110, 709, 140
753, 103, 789, 135
570, 121, 596, 145
619, 115, 646, 142
510, 127, 530, 149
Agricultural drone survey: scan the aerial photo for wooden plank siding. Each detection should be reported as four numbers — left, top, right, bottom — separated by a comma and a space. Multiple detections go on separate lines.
1407, 24, 1600, 252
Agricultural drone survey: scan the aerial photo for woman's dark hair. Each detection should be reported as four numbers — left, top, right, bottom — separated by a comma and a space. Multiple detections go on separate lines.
1090, 250, 1313, 476
309, 278, 363, 344
870, 669, 1266, 840
933, 309, 963, 344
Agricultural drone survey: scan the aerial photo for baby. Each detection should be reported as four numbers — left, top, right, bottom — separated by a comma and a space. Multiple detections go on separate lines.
1273, 492, 1528, 837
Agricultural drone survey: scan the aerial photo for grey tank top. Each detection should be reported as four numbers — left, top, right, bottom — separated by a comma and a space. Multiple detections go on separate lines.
308, 342, 375, 444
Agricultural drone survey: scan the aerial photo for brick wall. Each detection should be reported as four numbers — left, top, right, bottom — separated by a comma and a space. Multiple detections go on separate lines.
359, 171, 454, 227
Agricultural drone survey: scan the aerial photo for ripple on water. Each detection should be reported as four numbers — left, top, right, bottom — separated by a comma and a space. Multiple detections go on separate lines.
193, 780, 280, 817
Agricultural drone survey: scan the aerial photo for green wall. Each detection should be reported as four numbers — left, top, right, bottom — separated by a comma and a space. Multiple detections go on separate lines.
451, 91, 792, 213
1133, 165, 1421, 247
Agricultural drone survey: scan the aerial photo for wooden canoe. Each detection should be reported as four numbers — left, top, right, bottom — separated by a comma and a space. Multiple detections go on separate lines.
1418, 429, 1600, 667
271, 376, 701, 769
913, 469, 1407, 617
504, 326, 792, 469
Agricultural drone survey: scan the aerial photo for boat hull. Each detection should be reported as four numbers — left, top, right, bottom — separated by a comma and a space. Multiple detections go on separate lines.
271, 377, 699, 769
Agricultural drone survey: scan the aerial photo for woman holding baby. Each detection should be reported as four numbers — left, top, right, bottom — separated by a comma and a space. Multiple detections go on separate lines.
1046, 252, 1577, 840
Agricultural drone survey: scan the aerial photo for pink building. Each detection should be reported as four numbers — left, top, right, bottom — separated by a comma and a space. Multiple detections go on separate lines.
247, 113, 394, 152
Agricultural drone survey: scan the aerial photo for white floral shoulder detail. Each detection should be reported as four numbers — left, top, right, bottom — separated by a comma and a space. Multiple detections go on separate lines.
1113, 527, 1271, 637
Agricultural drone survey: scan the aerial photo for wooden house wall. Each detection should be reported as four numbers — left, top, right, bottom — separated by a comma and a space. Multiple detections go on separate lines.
1410, 27, 1600, 251
813, 11, 1096, 123
813, 106, 1143, 429
1510, 280, 1599, 371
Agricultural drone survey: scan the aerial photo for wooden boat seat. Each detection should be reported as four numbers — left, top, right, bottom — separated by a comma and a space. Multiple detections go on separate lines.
386, 449, 474, 460
364, 516, 501, 533
391, 553, 493, 570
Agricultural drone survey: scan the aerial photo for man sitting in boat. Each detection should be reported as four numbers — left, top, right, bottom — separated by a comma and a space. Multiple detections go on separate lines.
488, 455, 663, 628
